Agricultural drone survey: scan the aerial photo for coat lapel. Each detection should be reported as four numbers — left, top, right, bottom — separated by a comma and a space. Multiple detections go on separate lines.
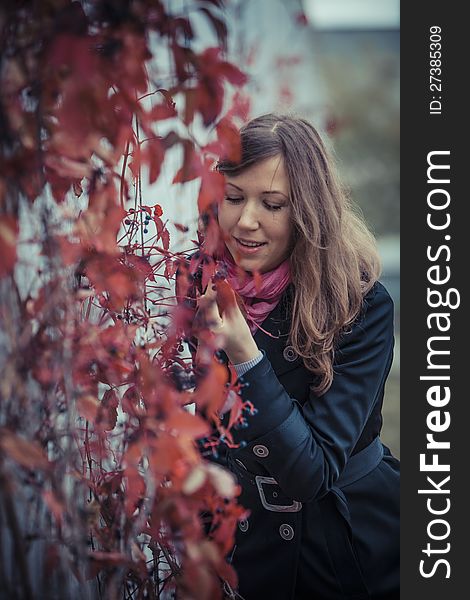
253, 284, 303, 377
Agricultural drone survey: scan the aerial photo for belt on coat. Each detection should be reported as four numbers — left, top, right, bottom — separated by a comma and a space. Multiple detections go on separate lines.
319, 436, 385, 600
251, 435, 384, 513
233, 437, 385, 598
337, 435, 384, 488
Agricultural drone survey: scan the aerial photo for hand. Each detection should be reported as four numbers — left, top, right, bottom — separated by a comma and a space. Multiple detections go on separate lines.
195, 281, 260, 365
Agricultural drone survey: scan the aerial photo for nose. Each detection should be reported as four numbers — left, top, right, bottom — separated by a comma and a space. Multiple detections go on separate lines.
237, 201, 260, 230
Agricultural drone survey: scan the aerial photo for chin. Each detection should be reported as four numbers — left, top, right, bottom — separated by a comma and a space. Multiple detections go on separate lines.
239, 259, 269, 274
226, 244, 273, 273
234, 257, 256, 270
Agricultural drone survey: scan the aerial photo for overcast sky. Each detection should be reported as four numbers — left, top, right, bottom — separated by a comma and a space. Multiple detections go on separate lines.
303, 0, 399, 30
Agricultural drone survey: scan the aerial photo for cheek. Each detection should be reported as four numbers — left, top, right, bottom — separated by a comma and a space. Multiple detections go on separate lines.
273, 217, 294, 247
217, 204, 232, 232
218, 204, 239, 233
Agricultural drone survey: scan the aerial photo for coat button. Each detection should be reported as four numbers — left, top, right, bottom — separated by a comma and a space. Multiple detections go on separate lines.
283, 345, 298, 362
253, 444, 269, 458
279, 524, 294, 541
239, 519, 249, 532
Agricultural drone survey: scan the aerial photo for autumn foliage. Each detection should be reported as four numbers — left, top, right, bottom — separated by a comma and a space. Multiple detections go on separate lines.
0, 1, 250, 598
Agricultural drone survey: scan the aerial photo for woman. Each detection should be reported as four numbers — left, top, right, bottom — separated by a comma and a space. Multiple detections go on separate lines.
180, 114, 399, 599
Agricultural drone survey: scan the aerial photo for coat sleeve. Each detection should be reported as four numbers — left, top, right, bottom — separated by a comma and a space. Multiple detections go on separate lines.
229, 283, 395, 503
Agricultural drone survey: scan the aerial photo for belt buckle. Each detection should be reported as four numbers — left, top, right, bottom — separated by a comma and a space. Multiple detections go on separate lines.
255, 476, 302, 513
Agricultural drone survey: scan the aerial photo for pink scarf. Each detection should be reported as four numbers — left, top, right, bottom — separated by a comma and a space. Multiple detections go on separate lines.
219, 247, 291, 334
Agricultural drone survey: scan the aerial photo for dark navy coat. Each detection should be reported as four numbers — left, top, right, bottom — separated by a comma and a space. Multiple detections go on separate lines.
213, 281, 400, 600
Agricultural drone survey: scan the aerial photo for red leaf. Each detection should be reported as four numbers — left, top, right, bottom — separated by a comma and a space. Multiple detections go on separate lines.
214, 279, 237, 315
225, 90, 251, 123
200, 48, 248, 86
98, 389, 119, 431
182, 88, 198, 126
128, 144, 142, 179
157, 88, 177, 110
161, 229, 170, 251
179, 48, 247, 127
164, 258, 177, 279
146, 137, 165, 184
77, 183, 126, 255
125, 253, 154, 282
88, 551, 129, 578
149, 102, 177, 121
112, 30, 151, 94
296, 11, 309, 26
194, 359, 229, 415
172, 141, 202, 183
198, 161, 225, 213
202, 140, 223, 157
165, 410, 209, 439
47, 33, 98, 82
44, 545, 61, 578
215, 558, 238, 591
122, 386, 141, 415
124, 467, 146, 516
0, 216, 18, 277
85, 253, 144, 310
201, 258, 216, 293
42, 490, 64, 524
45, 165, 74, 203
200, 214, 224, 256
278, 83, 294, 106
89, 551, 128, 564
195, 80, 224, 127
44, 154, 92, 180
171, 42, 194, 83
216, 117, 241, 163
77, 394, 99, 421
149, 434, 185, 475
0, 429, 49, 470
226, 389, 244, 432
154, 215, 164, 237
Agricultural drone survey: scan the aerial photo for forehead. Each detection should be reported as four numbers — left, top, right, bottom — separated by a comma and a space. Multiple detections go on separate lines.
225, 155, 289, 195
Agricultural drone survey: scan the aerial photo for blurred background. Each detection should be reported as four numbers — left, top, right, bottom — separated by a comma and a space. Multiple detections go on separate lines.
161, 0, 400, 455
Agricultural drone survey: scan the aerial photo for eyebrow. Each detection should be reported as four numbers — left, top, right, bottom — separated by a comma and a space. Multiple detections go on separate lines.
226, 182, 288, 199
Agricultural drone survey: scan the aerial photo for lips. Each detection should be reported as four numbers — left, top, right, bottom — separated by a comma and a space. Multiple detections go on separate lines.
233, 236, 267, 255
235, 237, 267, 247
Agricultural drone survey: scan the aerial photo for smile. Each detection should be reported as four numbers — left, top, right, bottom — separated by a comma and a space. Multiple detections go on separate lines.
234, 237, 267, 253
236, 238, 266, 247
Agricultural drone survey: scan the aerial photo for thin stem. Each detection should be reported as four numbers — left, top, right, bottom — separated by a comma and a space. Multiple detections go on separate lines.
120, 138, 132, 209
0, 465, 34, 600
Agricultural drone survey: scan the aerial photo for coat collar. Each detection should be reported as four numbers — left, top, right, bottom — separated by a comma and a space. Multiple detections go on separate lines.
253, 284, 303, 377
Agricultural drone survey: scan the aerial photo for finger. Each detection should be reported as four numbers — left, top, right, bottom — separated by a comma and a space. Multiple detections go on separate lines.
200, 282, 217, 299
200, 282, 221, 312
196, 286, 223, 330
206, 298, 222, 325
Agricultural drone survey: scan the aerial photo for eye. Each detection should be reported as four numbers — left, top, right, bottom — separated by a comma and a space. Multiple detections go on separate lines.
264, 201, 283, 211
225, 196, 244, 204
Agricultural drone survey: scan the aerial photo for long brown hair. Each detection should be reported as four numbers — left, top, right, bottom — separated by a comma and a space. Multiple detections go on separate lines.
216, 113, 381, 394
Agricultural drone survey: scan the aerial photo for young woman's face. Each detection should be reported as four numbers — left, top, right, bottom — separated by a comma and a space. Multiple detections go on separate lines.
218, 155, 294, 274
